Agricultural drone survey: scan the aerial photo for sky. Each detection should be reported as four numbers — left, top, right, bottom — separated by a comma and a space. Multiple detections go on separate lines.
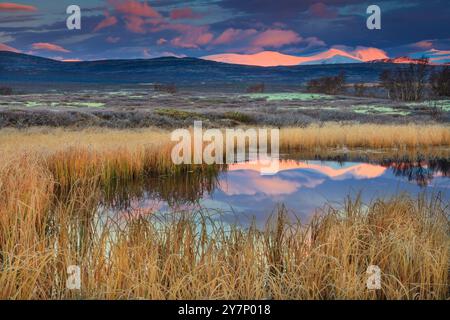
0, 0, 449, 63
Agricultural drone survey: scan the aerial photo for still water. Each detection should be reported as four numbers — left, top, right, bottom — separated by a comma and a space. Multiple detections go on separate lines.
103, 156, 450, 227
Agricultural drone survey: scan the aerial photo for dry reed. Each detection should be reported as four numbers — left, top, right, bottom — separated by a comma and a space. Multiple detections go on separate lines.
0, 124, 449, 299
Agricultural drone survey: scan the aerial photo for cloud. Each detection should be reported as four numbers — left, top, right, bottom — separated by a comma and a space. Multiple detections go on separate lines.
0, 42, 20, 53
308, 2, 337, 19
303, 36, 326, 48
171, 31, 213, 48
412, 40, 434, 49
157, 38, 167, 45
109, 0, 161, 18
251, 29, 302, 48
32, 42, 70, 53
0, 32, 14, 43
155, 24, 213, 48
143, 48, 151, 57
219, 171, 302, 196
213, 28, 257, 45
170, 8, 202, 20
94, 13, 118, 32
124, 15, 146, 33
0, 2, 37, 12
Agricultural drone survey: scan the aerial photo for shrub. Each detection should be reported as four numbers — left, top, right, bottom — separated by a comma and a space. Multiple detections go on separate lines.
153, 83, 177, 94
0, 86, 13, 95
155, 108, 204, 120
353, 83, 368, 97
246, 83, 265, 93
223, 111, 253, 123
430, 66, 450, 97
379, 58, 429, 101
306, 72, 346, 95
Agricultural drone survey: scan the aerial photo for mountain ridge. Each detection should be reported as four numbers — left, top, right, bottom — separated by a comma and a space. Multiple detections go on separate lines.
202, 49, 366, 67
0, 51, 441, 86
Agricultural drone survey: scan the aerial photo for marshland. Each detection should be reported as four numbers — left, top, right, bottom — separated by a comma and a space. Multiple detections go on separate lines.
1, 60, 449, 300
1, 0, 450, 301
0, 123, 449, 299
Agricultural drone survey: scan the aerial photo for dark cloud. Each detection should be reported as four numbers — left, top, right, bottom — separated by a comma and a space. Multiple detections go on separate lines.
2, 0, 449, 60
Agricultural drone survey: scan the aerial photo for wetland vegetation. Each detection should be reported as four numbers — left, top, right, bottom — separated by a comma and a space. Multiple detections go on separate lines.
0, 124, 449, 299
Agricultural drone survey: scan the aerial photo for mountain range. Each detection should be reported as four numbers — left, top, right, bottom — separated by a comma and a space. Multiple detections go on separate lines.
0, 50, 444, 87
203, 48, 450, 67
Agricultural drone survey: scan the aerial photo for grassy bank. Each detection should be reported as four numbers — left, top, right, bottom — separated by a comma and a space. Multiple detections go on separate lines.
1, 123, 448, 189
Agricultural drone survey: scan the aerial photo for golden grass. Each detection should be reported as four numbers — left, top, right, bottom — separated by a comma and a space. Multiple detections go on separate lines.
1, 123, 449, 152
0, 124, 449, 299
0, 157, 448, 299
279, 123, 450, 150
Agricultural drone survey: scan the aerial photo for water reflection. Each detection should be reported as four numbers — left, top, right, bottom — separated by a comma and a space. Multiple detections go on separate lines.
102, 156, 450, 226
382, 159, 450, 187
101, 166, 224, 209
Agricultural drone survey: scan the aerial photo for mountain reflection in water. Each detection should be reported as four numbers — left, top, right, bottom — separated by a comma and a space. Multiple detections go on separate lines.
100, 157, 450, 225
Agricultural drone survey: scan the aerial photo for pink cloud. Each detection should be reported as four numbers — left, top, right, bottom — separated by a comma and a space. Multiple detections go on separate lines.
109, 0, 161, 18
157, 38, 167, 45
124, 15, 146, 33
94, 13, 118, 32
0, 2, 37, 12
251, 29, 302, 48
308, 2, 337, 19
219, 171, 303, 196
154, 23, 213, 48
213, 28, 257, 45
170, 7, 201, 20
413, 40, 433, 49
0, 43, 20, 53
32, 42, 70, 53
171, 31, 213, 48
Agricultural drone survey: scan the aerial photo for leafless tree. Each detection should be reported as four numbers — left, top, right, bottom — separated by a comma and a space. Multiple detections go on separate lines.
430, 66, 450, 97
379, 58, 429, 101
306, 72, 346, 95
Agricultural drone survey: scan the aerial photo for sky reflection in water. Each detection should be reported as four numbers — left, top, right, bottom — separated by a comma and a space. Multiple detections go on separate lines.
112, 159, 450, 227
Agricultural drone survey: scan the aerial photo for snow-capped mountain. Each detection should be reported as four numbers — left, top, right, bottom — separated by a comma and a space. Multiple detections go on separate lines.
202, 48, 388, 67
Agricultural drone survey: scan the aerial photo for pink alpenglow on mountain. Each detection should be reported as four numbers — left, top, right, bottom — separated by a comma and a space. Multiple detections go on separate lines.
202, 48, 389, 67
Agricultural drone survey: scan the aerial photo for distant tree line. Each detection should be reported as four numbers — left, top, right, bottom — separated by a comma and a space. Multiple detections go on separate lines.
305, 59, 450, 101
306, 71, 346, 95
153, 83, 177, 94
